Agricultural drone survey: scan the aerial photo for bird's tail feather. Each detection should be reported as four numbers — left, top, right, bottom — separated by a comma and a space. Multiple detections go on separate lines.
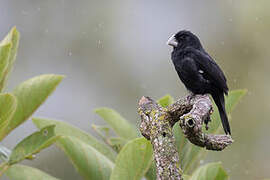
212, 93, 231, 135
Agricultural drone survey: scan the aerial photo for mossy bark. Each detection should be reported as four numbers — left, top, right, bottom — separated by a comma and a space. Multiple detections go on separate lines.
138, 94, 233, 180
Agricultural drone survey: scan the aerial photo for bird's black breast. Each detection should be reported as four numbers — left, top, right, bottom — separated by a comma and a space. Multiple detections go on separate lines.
171, 48, 209, 94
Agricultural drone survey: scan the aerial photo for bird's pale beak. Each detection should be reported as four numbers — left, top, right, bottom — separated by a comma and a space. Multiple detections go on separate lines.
167, 34, 178, 47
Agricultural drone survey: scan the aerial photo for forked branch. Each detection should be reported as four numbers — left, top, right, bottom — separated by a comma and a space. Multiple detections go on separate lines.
138, 94, 233, 180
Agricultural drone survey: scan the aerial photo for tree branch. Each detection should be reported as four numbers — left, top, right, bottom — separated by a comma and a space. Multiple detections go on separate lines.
138, 94, 233, 180
138, 96, 182, 180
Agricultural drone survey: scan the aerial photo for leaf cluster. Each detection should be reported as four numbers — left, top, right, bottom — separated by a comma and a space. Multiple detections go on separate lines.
0, 27, 246, 180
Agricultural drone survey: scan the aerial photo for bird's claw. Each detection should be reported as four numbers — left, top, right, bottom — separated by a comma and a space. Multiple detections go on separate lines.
187, 93, 195, 101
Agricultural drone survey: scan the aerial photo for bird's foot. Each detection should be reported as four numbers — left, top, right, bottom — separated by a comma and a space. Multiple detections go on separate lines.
187, 93, 195, 101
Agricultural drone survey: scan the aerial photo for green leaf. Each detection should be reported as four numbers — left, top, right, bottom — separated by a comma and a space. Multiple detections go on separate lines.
0, 163, 9, 177
5, 164, 59, 180
0, 43, 11, 86
110, 137, 153, 180
190, 162, 228, 180
0, 93, 17, 139
180, 89, 247, 173
183, 174, 191, 180
32, 118, 116, 161
92, 124, 128, 152
0, 74, 63, 141
108, 137, 127, 152
158, 94, 174, 108
173, 122, 187, 156
92, 124, 111, 141
57, 136, 114, 180
8, 125, 58, 165
145, 162, 156, 180
181, 145, 202, 173
0, 27, 20, 92
95, 108, 138, 140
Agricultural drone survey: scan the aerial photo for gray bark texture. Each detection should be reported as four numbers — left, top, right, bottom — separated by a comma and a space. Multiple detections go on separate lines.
138, 94, 233, 180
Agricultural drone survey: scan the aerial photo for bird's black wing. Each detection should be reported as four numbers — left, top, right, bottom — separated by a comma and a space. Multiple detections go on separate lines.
192, 49, 229, 94
172, 49, 231, 134
173, 56, 210, 94
190, 49, 231, 134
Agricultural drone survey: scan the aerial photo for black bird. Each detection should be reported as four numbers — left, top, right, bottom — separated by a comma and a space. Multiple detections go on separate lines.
167, 30, 231, 135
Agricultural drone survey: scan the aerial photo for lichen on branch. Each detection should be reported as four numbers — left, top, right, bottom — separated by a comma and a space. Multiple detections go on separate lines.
138, 94, 233, 179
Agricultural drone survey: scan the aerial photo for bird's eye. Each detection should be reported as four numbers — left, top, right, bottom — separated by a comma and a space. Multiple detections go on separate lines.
182, 35, 189, 41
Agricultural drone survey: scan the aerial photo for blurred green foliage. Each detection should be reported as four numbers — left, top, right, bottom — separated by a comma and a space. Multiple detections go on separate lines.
0, 27, 259, 180
0, 28, 63, 178
32, 90, 244, 179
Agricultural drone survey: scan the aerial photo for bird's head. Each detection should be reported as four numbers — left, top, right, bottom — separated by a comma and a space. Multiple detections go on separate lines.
167, 30, 202, 49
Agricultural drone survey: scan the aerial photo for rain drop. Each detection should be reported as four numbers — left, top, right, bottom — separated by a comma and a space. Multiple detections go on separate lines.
97, 40, 103, 48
